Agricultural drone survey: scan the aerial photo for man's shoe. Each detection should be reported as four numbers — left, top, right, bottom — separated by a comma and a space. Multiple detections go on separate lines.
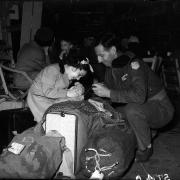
135, 147, 153, 163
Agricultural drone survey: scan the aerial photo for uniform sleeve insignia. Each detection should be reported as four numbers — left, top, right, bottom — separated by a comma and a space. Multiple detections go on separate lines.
121, 74, 128, 81
131, 61, 140, 70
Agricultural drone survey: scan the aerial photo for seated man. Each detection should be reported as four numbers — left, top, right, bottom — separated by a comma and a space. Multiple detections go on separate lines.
92, 32, 174, 162
59, 35, 74, 62
14, 27, 54, 90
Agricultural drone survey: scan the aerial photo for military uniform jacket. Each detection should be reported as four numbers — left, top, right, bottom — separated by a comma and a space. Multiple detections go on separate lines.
105, 58, 163, 104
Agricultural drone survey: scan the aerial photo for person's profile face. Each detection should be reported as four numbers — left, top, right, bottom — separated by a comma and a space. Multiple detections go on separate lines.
68, 67, 86, 81
94, 44, 114, 67
60, 40, 72, 53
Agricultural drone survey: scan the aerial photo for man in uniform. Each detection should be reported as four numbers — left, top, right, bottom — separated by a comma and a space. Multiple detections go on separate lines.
92, 33, 174, 162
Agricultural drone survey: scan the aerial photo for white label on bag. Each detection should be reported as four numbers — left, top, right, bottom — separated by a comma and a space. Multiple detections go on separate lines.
8, 142, 25, 155
90, 170, 104, 179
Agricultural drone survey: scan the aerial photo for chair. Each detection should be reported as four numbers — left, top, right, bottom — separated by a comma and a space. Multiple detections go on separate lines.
160, 56, 180, 94
0, 45, 34, 139
143, 56, 162, 72
0, 63, 33, 100
0, 63, 33, 111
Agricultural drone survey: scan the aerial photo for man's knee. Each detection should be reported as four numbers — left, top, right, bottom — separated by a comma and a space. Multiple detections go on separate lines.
124, 103, 141, 118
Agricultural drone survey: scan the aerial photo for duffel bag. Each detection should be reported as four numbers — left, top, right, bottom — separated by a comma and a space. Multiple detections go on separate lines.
0, 123, 65, 179
41, 98, 124, 176
79, 126, 137, 179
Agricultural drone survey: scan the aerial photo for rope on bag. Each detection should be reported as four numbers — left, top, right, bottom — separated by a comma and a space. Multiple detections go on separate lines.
85, 148, 119, 177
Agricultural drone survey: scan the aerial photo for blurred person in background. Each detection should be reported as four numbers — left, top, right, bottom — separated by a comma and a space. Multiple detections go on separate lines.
59, 35, 74, 62
14, 27, 54, 90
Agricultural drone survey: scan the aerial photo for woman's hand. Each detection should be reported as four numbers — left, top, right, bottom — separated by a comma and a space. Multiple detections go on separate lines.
92, 83, 110, 98
69, 95, 84, 101
67, 82, 85, 97
54, 95, 84, 103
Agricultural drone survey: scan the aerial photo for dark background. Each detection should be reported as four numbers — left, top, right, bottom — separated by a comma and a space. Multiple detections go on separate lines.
2, 0, 180, 60
41, 0, 180, 52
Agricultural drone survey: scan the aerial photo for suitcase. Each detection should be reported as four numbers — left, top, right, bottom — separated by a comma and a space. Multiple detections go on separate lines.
42, 101, 89, 176
43, 112, 87, 177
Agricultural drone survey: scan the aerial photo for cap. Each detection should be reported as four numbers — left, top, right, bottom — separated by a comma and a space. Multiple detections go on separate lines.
128, 35, 140, 44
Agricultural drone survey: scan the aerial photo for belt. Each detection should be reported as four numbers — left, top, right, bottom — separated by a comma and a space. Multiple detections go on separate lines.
148, 89, 167, 101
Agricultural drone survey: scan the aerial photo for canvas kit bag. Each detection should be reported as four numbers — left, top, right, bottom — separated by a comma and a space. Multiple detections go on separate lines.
79, 126, 137, 179
0, 122, 65, 179
0, 98, 137, 179
42, 98, 137, 179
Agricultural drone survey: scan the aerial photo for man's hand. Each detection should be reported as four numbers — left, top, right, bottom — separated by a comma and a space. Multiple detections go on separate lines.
92, 83, 110, 98
59, 50, 67, 60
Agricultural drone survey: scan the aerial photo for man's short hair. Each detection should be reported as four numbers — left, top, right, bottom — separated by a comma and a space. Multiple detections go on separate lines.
97, 32, 122, 50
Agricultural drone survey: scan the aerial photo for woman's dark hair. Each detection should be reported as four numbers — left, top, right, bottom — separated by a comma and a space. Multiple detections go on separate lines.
58, 47, 92, 74
97, 32, 122, 51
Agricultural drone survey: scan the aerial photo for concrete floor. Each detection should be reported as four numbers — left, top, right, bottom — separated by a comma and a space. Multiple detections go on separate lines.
123, 93, 180, 180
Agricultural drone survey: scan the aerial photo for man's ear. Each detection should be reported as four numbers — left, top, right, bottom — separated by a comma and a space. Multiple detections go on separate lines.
71, 66, 77, 72
111, 46, 117, 55
70, 44, 73, 49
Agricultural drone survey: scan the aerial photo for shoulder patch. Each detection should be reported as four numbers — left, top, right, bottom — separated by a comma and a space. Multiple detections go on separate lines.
131, 61, 140, 70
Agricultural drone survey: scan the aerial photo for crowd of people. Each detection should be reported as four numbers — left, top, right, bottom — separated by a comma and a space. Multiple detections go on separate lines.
14, 27, 174, 164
